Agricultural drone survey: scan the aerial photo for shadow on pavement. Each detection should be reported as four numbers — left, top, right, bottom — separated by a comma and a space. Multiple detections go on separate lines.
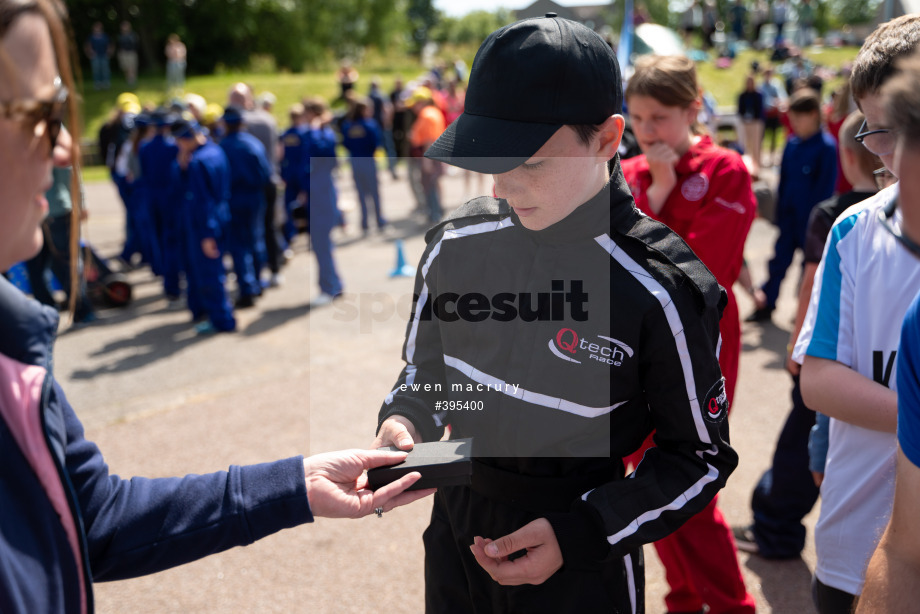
68, 320, 208, 379
242, 303, 312, 337
742, 320, 792, 370
745, 555, 814, 612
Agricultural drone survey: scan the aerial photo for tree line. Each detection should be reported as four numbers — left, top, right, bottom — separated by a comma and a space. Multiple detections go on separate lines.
65, 0, 881, 76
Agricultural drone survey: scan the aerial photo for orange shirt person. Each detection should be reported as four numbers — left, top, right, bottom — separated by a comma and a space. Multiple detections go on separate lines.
407, 87, 446, 222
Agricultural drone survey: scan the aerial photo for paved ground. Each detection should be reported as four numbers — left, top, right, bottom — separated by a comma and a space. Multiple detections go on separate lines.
55, 163, 817, 613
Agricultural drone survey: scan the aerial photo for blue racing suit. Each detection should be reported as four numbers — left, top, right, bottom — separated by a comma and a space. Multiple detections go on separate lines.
220, 131, 272, 299
139, 134, 180, 292
302, 125, 343, 296
342, 117, 385, 230
171, 140, 236, 331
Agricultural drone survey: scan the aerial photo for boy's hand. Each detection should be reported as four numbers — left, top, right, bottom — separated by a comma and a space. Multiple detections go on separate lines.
469, 518, 563, 586
372, 415, 420, 450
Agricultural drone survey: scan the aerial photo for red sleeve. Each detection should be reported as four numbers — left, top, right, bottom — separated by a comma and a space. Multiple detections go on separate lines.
621, 156, 653, 215
674, 154, 755, 288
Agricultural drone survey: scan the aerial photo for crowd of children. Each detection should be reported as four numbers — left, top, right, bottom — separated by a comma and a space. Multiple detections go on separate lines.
89, 64, 471, 332
36, 12, 920, 612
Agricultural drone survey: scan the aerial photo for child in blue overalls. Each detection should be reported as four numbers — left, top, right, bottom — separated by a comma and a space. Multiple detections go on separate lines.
341, 97, 386, 234
139, 109, 180, 296
170, 118, 236, 334
301, 98, 343, 304
115, 112, 159, 271
218, 106, 272, 308
279, 103, 308, 243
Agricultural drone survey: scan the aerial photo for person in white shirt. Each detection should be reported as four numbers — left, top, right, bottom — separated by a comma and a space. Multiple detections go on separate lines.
794, 14, 920, 614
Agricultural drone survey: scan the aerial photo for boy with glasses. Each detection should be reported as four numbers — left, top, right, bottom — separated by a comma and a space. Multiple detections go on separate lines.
860, 51, 920, 608
791, 14, 920, 613
854, 118, 895, 158
734, 111, 882, 561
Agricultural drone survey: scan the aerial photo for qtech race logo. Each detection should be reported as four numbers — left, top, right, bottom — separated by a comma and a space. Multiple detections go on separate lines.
549, 328, 634, 366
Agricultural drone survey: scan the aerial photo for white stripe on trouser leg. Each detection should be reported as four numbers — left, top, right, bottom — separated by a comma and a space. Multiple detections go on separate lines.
625, 552, 636, 614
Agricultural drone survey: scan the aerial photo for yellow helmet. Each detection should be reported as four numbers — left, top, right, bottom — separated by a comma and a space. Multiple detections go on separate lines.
204, 103, 224, 125
116, 92, 141, 111
405, 86, 433, 107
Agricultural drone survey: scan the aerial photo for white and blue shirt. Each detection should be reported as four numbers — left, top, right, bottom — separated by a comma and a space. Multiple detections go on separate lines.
793, 184, 920, 595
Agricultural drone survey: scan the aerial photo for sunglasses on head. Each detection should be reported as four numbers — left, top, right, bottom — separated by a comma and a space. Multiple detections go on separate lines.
0, 76, 68, 151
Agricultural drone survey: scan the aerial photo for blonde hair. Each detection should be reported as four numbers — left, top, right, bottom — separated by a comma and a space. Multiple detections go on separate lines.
303, 96, 332, 126
627, 55, 700, 108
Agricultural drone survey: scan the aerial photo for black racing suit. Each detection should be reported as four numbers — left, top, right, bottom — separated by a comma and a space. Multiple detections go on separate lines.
378, 167, 738, 613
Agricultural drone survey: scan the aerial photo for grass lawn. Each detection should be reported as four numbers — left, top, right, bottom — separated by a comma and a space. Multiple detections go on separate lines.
697, 45, 859, 108
76, 43, 861, 181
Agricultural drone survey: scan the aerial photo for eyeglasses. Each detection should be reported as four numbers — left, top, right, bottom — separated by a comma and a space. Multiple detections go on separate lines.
855, 119, 895, 157
878, 197, 920, 260
873, 167, 897, 191
0, 77, 68, 151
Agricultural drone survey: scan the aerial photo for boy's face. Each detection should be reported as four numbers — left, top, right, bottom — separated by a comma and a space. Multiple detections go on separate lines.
492, 122, 620, 231
859, 92, 896, 176
788, 110, 820, 138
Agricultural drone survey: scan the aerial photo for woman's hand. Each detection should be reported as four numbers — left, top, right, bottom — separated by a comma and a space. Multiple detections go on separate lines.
303, 449, 435, 518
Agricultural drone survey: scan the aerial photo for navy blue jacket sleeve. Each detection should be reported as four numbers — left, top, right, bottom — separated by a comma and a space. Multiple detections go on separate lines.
56, 381, 313, 581
817, 136, 838, 203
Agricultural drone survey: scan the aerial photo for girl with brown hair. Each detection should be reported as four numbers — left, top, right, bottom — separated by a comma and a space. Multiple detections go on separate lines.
621, 54, 757, 614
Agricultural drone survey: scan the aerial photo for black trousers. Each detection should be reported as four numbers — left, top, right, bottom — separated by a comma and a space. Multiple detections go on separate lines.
262, 181, 281, 274
750, 375, 820, 558
424, 486, 644, 614
813, 576, 857, 614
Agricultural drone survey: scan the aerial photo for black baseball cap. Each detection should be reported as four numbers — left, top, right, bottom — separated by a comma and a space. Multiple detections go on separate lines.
425, 13, 623, 174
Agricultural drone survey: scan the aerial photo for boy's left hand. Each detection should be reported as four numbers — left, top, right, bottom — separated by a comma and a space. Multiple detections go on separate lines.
469, 518, 563, 585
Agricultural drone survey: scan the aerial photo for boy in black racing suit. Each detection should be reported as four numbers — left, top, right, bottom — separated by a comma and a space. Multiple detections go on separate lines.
373, 14, 738, 613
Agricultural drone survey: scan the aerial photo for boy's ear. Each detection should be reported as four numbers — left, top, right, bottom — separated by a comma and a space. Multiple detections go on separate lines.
596, 114, 625, 160
838, 144, 861, 185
